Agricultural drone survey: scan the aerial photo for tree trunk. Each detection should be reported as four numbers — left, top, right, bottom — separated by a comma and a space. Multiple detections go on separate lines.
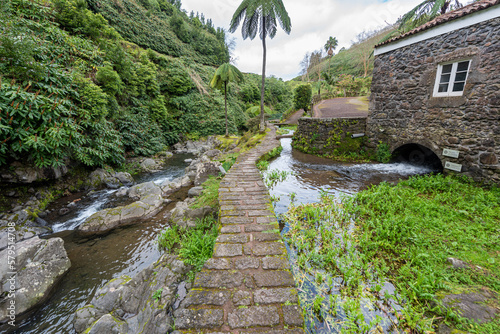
224, 81, 228, 137
259, 18, 266, 134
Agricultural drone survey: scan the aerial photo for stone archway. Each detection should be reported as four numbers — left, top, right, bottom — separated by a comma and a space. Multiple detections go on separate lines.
392, 143, 443, 172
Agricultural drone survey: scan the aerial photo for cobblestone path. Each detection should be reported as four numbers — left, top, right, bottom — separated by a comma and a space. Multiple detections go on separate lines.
174, 128, 305, 333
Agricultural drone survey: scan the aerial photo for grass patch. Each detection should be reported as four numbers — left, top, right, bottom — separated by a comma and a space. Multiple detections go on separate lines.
283, 174, 500, 333
157, 215, 219, 276
216, 135, 240, 151
190, 176, 221, 210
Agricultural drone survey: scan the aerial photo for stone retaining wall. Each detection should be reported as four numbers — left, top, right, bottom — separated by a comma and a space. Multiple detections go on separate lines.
292, 117, 367, 156
369, 16, 500, 183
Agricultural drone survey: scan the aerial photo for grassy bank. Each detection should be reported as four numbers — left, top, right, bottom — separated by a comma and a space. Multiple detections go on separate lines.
283, 174, 499, 333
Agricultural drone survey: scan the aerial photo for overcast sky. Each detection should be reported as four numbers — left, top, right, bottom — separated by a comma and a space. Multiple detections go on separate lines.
181, 0, 422, 80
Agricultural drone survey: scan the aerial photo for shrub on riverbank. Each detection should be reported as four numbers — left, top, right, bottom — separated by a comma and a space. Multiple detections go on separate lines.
157, 215, 218, 277
283, 174, 500, 332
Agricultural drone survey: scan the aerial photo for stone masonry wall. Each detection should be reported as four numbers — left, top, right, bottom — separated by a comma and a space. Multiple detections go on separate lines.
292, 117, 367, 156
368, 17, 500, 183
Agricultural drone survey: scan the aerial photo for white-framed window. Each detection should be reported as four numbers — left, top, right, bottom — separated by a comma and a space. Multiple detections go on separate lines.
433, 60, 471, 97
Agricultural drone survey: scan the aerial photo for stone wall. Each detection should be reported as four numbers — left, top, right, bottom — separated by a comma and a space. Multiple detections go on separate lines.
368, 17, 500, 183
292, 117, 367, 156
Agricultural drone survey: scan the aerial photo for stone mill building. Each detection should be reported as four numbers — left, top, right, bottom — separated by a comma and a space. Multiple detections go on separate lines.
368, 0, 500, 183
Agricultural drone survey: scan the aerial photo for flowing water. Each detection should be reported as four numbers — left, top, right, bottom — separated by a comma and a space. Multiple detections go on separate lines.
4, 154, 192, 334
5, 135, 437, 334
266, 135, 437, 333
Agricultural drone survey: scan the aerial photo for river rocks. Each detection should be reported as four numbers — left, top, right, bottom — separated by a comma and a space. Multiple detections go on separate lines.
183, 156, 225, 186
0, 215, 51, 251
0, 162, 68, 184
78, 196, 164, 235
159, 176, 192, 197
140, 158, 157, 172
439, 289, 499, 324
73, 254, 190, 334
78, 181, 166, 234
169, 198, 214, 228
127, 181, 162, 200
173, 137, 221, 155
87, 169, 134, 190
0, 237, 70, 323
187, 186, 204, 197
194, 161, 225, 186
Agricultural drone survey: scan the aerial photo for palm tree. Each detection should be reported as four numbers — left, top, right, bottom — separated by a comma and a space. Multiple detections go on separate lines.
324, 36, 338, 57
229, 0, 291, 133
399, 0, 463, 32
210, 63, 244, 137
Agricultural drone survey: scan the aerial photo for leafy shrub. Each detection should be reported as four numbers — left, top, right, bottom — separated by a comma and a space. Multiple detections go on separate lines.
148, 95, 168, 121
157, 63, 193, 96
116, 111, 167, 156
75, 118, 125, 167
293, 84, 312, 111
376, 141, 392, 163
133, 56, 160, 97
239, 82, 260, 103
54, 0, 120, 40
0, 80, 82, 168
170, 13, 191, 43
96, 63, 124, 96
76, 76, 109, 119
158, 216, 219, 272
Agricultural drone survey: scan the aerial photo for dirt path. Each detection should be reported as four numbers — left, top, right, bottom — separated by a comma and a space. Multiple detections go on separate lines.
313, 96, 369, 118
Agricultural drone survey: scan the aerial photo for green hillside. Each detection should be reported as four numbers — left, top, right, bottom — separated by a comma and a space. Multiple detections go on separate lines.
0, 0, 294, 171
292, 29, 392, 98
84, 0, 229, 66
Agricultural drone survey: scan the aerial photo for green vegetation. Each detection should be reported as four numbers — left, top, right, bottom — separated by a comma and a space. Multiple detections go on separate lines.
0, 0, 296, 171
157, 215, 218, 275
189, 176, 221, 210
230, 0, 292, 133
210, 63, 244, 137
293, 84, 312, 111
152, 288, 163, 301
283, 174, 500, 333
375, 141, 392, 163
264, 169, 291, 189
292, 120, 374, 163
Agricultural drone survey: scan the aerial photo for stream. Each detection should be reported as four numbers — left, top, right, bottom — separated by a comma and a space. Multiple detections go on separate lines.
266, 135, 437, 333
5, 154, 193, 334
5, 135, 437, 334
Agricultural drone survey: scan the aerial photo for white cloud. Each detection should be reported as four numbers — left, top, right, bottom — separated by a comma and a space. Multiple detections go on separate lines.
181, 0, 422, 80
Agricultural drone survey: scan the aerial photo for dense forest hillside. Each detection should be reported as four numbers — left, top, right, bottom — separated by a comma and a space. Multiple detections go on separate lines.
0, 0, 293, 173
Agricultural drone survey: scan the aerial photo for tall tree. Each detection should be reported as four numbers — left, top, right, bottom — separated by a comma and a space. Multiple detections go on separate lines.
210, 63, 244, 137
229, 0, 291, 133
399, 0, 463, 32
324, 36, 338, 57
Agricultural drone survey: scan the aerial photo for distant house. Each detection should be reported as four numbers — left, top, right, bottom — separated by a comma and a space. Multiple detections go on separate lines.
368, 0, 500, 183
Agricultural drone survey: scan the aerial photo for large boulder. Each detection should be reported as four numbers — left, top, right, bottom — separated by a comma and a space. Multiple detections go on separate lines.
139, 159, 158, 172
173, 136, 222, 156
78, 182, 165, 235
159, 176, 192, 197
0, 237, 71, 323
0, 162, 68, 184
74, 255, 190, 334
0, 215, 51, 251
169, 199, 214, 228
87, 169, 134, 190
194, 161, 225, 186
